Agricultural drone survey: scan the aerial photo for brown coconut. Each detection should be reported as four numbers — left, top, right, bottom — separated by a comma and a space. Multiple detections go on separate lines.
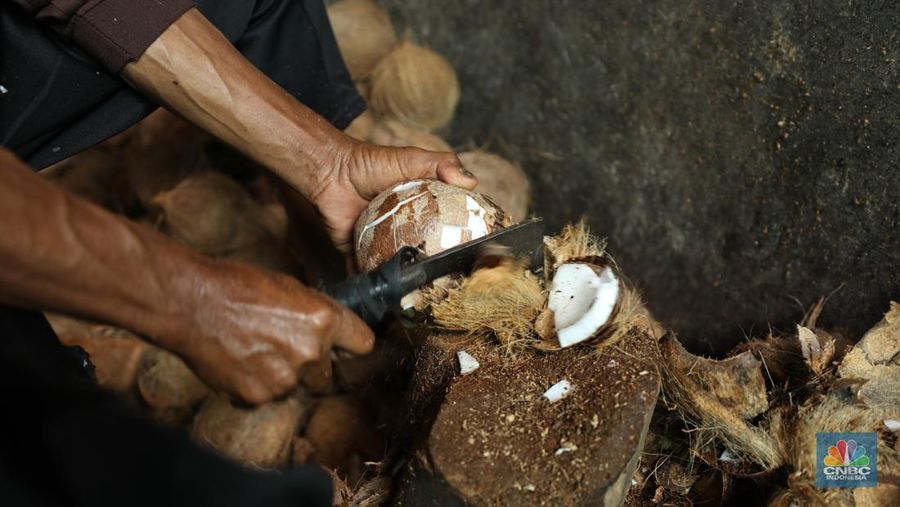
303, 395, 381, 474
152, 172, 284, 256
353, 179, 511, 272
326, 0, 398, 79
47, 314, 149, 392
122, 109, 211, 210
368, 41, 460, 131
192, 393, 306, 469
368, 116, 452, 152
344, 109, 376, 141
457, 150, 531, 223
137, 347, 210, 410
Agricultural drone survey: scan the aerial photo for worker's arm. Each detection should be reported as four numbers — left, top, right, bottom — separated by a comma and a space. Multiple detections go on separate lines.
120, 8, 476, 253
0, 148, 373, 404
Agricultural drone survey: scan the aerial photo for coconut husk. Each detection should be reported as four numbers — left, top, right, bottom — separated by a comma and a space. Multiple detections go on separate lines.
326, 0, 398, 80
303, 395, 382, 476
368, 116, 452, 152
768, 303, 900, 505
660, 334, 784, 471
732, 333, 806, 388
137, 347, 210, 410
192, 393, 306, 469
152, 172, 284, 256
47, 314, 149, 392
429, 259, 544, 345
344, 109, 376, 141
542, 220, 609, 274
368, 41, 460, 131
457, 150, 530, 223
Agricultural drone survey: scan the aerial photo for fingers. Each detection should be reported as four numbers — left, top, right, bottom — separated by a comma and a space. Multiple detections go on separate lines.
327, 302, 376, 355
434, 152, 478, 190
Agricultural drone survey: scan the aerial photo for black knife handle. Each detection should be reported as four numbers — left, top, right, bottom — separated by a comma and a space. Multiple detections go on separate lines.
321, 247, 424, 326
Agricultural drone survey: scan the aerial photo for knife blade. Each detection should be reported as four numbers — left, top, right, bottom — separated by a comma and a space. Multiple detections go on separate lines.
322, 218, 544, 325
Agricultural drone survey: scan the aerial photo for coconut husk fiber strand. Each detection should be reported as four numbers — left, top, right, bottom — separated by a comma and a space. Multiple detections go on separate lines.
430, 259, 543, 344
660, 334, 785, 471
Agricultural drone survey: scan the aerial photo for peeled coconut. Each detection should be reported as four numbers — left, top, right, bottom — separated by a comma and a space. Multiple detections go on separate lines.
457, 150, 530, 223
368, 41, 460, 131
192, 393, 305, 469
152, 172, 284, 256
353, 179, 511, 272
327, 0, 398, 79
369, 117, 452, 152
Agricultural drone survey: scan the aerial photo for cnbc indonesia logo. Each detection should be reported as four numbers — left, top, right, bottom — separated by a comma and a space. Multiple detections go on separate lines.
817, 433, 877, 488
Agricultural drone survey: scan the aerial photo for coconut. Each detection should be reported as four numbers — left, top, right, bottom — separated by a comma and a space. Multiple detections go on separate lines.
368, 41, 460, 131
192, 393, 306, 469
152, 172, 284, 256
303, 395, 381, 474
344, 109, 376, 141
457, 150, 530, 223
46, 314, 149, 392
353, 179, 511, 272
368, 117, 452, 152
542, 260, 621, 348
326, 0, 398, 79
137, 348, 210, 410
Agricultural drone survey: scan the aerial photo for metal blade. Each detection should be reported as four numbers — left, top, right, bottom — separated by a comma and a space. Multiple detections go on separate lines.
397, 219, 544, 294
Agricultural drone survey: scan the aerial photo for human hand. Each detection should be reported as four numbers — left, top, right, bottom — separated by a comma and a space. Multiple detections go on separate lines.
307, 141, 478, 256
167, 259, 374, 404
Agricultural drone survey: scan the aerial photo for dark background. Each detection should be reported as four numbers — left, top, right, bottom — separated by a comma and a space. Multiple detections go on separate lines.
383, 0, 899, 353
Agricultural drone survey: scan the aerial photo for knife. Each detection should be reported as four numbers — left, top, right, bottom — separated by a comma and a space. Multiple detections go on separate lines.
322, 218, 544, 326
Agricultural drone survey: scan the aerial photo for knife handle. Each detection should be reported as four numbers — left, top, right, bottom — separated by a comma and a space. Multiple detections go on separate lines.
321, 247, 423, 326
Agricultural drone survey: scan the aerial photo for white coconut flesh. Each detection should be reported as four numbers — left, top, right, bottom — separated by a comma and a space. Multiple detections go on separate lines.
548, 263, 620, 348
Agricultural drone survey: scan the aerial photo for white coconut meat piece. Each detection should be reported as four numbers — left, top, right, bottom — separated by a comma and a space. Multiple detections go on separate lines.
547, 263, 620, 348
353, 179, 512, 272
457, 350, 480, 375
542, 380, 573, 403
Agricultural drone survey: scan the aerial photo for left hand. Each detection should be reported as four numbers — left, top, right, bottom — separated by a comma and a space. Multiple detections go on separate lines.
307, 142, 478, 255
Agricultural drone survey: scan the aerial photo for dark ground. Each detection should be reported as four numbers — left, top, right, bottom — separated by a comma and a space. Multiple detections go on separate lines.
383, 0, 899, 354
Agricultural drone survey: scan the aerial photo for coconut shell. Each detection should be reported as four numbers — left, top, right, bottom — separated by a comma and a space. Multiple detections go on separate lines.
368, 117, 452, 152
303, 395, 381, 474
152, 172, 283, 256
137, 348, 210, 410
457, 150, 530, 223
353, 179, 511, 272
327, 0, 398, 79
192, 393, 305, 469
368, 41, 460, 131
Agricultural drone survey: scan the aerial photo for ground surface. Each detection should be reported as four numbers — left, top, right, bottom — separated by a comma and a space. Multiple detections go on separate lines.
384, 0, 900, 353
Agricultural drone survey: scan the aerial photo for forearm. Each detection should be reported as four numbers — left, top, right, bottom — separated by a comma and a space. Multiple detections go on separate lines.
121, 8, 348, 200
0, 150, 206, 347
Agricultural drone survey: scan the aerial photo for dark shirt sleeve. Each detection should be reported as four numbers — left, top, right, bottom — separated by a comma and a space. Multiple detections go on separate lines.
8, 0, 194, 73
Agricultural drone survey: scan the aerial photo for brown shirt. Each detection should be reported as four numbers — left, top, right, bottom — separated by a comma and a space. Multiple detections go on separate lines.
8, 0, 194, 72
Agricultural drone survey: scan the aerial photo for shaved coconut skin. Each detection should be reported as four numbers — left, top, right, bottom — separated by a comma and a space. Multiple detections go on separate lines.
548, 263, 620, 348
353, 179, 511, 272
457, 350, 480, 375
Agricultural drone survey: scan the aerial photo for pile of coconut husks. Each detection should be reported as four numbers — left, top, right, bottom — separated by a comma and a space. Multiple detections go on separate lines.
38, 0, 899, 505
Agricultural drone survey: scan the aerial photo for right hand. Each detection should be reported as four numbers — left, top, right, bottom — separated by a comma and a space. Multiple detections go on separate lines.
167, 259, 374, 404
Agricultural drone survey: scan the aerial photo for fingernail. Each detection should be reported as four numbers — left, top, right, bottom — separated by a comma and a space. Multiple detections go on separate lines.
458, 166, 475, 178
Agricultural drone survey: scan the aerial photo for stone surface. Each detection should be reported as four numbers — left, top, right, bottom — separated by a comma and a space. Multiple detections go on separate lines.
383, 0, 900, 353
